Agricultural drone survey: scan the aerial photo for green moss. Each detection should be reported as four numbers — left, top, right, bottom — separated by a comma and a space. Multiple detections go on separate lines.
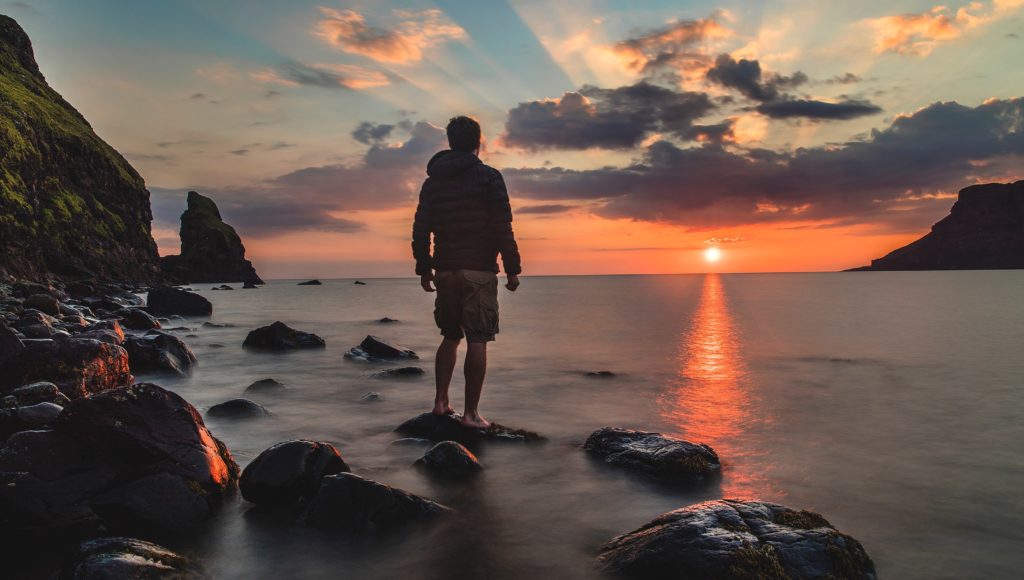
726, 543, 788, 580
774, 509, 831, 530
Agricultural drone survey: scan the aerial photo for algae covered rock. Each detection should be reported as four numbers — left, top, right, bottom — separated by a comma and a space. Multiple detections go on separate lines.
584, 427, 721, 485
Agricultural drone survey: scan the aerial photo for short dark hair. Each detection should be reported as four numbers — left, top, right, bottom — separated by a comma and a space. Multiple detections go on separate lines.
446, 116, 481, 152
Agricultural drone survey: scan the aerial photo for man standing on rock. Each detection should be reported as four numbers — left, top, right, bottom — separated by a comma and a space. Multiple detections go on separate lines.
412, 116, 522, 429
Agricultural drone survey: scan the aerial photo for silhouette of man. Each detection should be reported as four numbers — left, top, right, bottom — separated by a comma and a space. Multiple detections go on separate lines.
412, 116, 522, 428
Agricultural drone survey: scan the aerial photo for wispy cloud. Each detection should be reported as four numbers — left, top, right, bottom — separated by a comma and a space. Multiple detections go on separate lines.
314, 7, 466, 63
252, 61, 390, 90
865, 0, 1024, 56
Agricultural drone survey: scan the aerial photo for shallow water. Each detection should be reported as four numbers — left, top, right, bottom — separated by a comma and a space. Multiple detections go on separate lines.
145, 272, 1024, 579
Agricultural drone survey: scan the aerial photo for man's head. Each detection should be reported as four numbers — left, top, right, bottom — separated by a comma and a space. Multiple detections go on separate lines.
446, 116, 481, 153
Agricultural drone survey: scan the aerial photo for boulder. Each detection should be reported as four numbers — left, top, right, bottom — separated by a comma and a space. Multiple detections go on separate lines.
16, 401, 63, 426
584, 427, 720, 485
120, 308, 161, 331
24, 293, 59, 315
240, 440, 349, 507
0, 338, 133, 398
302, 473, 449, 531
344, 335, 418, 361
159, 190, 263, 284
76, 319, 126, 346
124, 330, 197, 376
206, 398, 268, 419
597, 499, 876, 580
10, 381, 70, 406
0, 323, 25, 363
373, 366, 425, 378
64, 537, 205, 579
90, 473, 212, 534
146, 286, 212, 317
297, 280, 322, 285
243, 321, 325, 350
414, 441, 482, 477
245, 378, 287, 394
396, 412, 542, 445
242, 280, 258, 289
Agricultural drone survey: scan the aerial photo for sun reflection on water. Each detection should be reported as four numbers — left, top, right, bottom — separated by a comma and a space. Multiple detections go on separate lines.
660, 273, 768, 498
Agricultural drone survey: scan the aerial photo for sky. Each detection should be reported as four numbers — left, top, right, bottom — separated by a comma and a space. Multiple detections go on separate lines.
5, 0, 1024, 277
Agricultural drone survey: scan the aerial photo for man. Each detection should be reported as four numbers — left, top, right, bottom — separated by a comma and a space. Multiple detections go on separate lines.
412, 116, 522, 429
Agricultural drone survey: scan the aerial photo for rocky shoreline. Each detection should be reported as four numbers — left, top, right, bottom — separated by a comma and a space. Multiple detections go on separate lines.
0, 275, 878, 579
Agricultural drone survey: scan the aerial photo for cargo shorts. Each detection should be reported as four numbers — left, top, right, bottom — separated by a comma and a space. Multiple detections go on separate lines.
433, 270, 499, 343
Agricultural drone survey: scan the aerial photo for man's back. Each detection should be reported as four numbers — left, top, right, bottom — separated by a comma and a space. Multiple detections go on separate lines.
412, 149, 521, 277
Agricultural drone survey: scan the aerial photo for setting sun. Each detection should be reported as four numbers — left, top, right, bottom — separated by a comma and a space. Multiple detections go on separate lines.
705, 247, 722, 262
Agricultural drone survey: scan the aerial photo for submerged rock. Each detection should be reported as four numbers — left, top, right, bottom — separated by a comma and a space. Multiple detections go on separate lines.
243, 280, 259, 289
297, 279, 322, 286
124, 330, 197, 376
377, 316, 399, 323
243, 321, 326, 350
207, 398, 268, 419
120, 308, 161, 331
303, 472, 449, 531
344, 335, 418, 361
65, 537, 205, 579
147, 286, 212, 317
360, 391, 383, 402
245, 378, 287, 394
597, 499, 876, 580
240, 440, 349, 507
586, 370, 616, 378
353, 280, 366, 285
415, 441, 482, 477
396, 412, 543, 445
373, 366, 425, 378
584, 427, 720, 485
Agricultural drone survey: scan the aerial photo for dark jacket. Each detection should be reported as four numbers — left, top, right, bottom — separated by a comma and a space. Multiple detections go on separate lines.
412, 150, 522, 276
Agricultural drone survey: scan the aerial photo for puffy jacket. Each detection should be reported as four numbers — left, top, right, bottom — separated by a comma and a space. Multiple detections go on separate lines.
412, 150, 522, 276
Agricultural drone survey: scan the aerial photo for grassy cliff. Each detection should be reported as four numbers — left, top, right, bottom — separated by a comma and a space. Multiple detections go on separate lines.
0, 15, 160, 282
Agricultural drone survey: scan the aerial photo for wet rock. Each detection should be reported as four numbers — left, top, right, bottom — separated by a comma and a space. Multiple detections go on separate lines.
124, 330, 197, 376
90, 473, 212, 534
76, 319, 126, 345
240, 440, 349, 507
353, 280, 366, 285
24, 293, 60, 315
244, 378, 286, 394
65, 537, 205, 579
396, 412, 543, 445
597, 499, 877, 580
344, 335, 418, 361
207, 398, 268, 419
0, 323, 25, 363
243, 321, 326, 350
359, 391, 383, 402
16, 402, 63, 426
65, 281, 95, 299
377, 316, 399, 323
147, 286, 212, 317
303, 473, 449, 531
389, 438, 434, 448
242, 280, 259, 289
120, 308, 161, 331
297, 279, 322, 285
586, 370, 616, 378
212, 284, 234, 290
584, 427, 720, 485
373, 366, 425, 378
0, 384, 237, 534
0, 338, 132, 398
414, 441, 482, 477
202, 321, 233, 328
10, 381, 70, 406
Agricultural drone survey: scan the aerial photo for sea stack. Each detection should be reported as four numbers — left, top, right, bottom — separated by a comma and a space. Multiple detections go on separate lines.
0, 16, 161, 282
160, 191, 264, 284
854, 181, 1024, 270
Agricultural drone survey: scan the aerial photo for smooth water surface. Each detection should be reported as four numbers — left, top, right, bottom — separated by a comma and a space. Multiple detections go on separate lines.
147, 272, 1024, 579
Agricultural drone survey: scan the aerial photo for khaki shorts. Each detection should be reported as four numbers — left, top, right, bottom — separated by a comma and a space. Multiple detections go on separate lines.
434, 270, 499, 343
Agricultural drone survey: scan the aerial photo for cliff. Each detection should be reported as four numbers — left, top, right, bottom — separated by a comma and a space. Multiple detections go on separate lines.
0, 16, 160, 282
857, 181, 1024, 270
160, 191, 263, 284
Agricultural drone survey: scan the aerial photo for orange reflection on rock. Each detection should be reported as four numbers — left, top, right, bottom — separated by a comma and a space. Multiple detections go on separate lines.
660, 273, 761, 498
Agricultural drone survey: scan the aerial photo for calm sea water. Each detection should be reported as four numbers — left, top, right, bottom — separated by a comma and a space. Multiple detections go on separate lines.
146, 272, 1024, 579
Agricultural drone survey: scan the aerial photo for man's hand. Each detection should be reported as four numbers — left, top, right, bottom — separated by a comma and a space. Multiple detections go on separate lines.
505, 274, 520, 292
420, 272, 435, 292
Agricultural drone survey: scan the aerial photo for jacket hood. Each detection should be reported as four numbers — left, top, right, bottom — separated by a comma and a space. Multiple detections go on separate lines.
426, 149, 481, 180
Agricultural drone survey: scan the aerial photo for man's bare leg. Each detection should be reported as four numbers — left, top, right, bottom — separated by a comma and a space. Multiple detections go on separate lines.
461, 341, 490, 428
433, 337, 460, 415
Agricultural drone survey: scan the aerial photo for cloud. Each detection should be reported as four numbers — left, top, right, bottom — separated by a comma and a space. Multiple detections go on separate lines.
252, 61, 390, 90
684, 120, 736, 143
352, 121, 395, 144
517, 204, 574, 214
756, 98, 883, 120
825, 73, 863, 85
314, 7, 466, 63
502, 97, 1024, 229
503, 82, 715, 150
612, 14, 732, 75
706, 54, 880, 121
865, 1, 1024, 56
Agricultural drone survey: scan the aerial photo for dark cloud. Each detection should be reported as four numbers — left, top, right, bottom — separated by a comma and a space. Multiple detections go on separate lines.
352, 121, 395, 144
825, 73, 863, 85
503, 82, 715, 150
683, 120, 735, 143
502, 98, 1024, 229
517, 204, 574, 214
756, 98, 882, 120
705, 54, 806, 102
189, 92, 206, 100
612, 15, 729, 76
230, 149, 249, 156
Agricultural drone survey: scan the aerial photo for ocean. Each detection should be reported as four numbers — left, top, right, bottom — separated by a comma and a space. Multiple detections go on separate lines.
149, 272, 1024, 579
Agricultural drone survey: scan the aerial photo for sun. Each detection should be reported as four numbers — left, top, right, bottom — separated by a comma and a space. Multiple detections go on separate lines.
704, 247, 722, 262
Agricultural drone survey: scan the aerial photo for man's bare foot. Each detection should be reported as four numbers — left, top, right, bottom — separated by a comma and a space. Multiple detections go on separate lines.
432, 402, 455, 416
460, 413, 491, 429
